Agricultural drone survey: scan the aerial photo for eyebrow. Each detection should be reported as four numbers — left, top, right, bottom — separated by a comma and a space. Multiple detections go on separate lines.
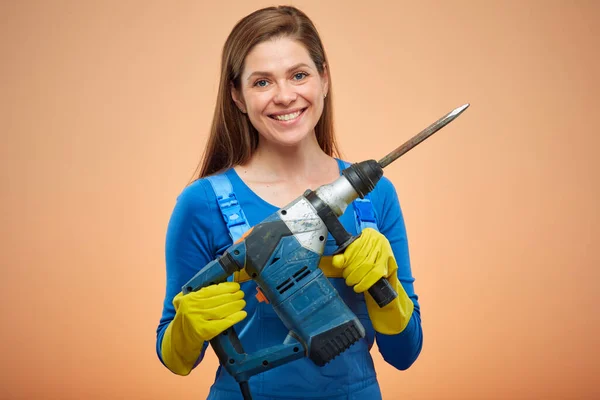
246, 63, 312, 82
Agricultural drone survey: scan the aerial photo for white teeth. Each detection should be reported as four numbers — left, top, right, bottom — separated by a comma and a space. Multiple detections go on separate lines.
273, 110, 302, 121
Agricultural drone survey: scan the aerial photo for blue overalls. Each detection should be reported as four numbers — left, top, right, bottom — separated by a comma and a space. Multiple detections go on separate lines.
203, 161, 384, 400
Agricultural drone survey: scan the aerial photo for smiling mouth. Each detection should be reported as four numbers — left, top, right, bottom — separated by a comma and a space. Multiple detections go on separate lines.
269, 108, 307, 121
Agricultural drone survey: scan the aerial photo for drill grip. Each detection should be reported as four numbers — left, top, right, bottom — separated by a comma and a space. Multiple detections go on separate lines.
210, 329, 253, 400
368, 278, 397, 307
334, 235, 398, 308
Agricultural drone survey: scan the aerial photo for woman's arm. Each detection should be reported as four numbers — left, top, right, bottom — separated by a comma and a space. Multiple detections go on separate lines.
373, 177, 424, 370
156, 180, 220, 369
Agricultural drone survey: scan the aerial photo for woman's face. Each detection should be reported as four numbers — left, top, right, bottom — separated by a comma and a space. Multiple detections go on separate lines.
232, 36, 329, 149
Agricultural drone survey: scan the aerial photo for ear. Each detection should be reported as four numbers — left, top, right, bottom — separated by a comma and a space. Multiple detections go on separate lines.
230, 83, 247, 114
321, 63, 329, 98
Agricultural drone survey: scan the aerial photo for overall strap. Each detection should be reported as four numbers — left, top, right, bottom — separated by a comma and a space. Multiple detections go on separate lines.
206, 173, 252, 243
341, 161, 380, 233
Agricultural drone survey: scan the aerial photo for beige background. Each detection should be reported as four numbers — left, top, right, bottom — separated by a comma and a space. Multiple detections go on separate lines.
1, 1, 598, 399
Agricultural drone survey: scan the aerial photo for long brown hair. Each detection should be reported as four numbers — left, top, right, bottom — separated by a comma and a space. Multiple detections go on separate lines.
194, 5, 341, 179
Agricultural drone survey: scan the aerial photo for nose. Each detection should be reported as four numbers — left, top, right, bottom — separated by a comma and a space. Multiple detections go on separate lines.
273, 81, 297, 105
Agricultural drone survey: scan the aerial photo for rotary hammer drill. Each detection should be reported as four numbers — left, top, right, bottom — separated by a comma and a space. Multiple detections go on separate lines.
182, 104, 469, 399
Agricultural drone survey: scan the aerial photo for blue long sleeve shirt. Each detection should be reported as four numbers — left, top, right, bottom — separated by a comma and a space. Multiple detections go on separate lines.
156, 159, 423, 399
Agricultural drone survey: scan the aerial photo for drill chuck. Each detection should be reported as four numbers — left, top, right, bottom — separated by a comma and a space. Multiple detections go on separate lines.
341, 160, 384, 198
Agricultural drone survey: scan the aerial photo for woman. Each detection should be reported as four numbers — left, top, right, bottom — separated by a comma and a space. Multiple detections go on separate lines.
156, 6, 423, 399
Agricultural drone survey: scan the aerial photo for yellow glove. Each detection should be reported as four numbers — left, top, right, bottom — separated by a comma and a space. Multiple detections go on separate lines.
161, 281, 247, 375
332, 228, 414, 335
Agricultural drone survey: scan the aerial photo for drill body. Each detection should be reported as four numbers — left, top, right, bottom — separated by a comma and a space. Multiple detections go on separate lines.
182, 168, 378, 383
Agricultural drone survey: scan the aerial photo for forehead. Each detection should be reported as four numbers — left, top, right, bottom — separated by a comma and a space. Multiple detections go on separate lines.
242, 37, 316, 77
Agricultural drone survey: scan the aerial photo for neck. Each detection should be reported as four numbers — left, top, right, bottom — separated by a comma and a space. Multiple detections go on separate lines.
239, 134, 335, 184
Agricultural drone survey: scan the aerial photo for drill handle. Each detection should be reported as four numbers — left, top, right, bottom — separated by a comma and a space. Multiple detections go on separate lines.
367, 278, 397, 308
182, 242, 247, 294
210, 327, 245, 366
181, 257, 230, 294
334, 235, 398, 308
210, 328, 253, 400
211, 324, 305, 386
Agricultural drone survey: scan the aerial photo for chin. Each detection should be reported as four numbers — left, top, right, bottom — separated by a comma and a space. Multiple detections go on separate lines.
259, 121, 317, 148
271, 132, 313, 148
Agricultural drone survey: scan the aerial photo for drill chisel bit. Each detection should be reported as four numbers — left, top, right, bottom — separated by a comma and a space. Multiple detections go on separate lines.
378, 103, 470, 169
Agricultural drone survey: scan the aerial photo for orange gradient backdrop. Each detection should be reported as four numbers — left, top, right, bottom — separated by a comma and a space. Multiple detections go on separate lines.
1, 1, 598, 399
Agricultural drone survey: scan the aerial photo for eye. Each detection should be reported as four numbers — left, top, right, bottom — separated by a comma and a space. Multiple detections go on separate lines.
254, 79, 269, 87
293, 72, 308, 81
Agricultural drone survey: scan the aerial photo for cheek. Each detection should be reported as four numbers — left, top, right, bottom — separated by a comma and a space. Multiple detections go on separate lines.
247, 95, 271, 116
300, 83, 325, 105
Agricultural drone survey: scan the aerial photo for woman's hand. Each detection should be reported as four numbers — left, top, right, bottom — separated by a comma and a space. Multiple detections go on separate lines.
332, 228, 414, 335
162, 282, 247, 375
